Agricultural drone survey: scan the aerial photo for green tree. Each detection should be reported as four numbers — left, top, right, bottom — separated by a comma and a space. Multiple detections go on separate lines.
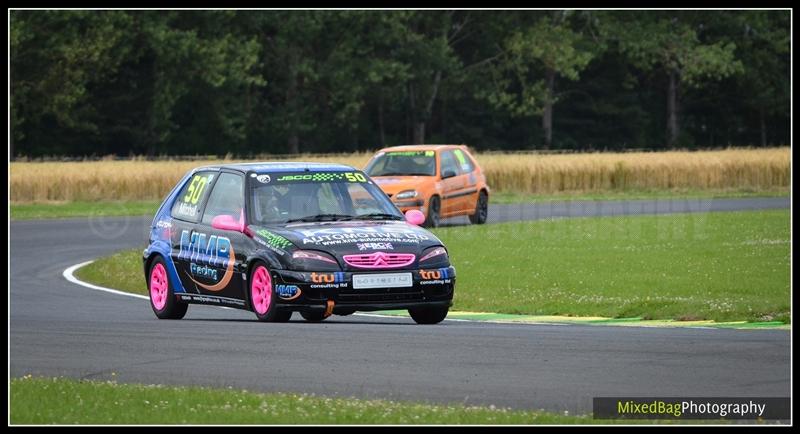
480, 11, 599, 149
607, 11, 743, 147
10, 11, 134, 155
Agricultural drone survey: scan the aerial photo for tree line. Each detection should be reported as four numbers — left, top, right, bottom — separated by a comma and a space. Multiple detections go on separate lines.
10, 10, 790, 157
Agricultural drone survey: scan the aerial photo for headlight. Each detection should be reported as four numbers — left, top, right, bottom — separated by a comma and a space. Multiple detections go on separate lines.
395, 190, 418, 200
419, 246, 449, 266
291, 250, 340, 271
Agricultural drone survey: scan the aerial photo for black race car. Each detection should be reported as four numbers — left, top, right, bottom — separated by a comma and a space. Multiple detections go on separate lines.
143, 162, 455, 324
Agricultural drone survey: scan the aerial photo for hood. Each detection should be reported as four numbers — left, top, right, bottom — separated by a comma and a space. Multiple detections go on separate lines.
371, 176, 433, 196
251, 220, 444, 270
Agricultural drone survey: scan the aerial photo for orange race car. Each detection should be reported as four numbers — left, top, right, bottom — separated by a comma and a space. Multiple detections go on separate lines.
364, 145, 490, 227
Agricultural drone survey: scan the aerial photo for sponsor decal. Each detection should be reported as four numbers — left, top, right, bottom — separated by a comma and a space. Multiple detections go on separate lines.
298, 226, 431, 246
419, 268, 453, 285
256, 174, 271, 183
386, 151, 435, 157
178, 230, 235, 292
255, 229, 293, 249
179, 294, 246, 307
309, 272, 348, 289
357, 242, 394, 251
276, 172, 367, 183
276, 284, 301, 300
190, 263, 218, 281
155, 219, 172, 239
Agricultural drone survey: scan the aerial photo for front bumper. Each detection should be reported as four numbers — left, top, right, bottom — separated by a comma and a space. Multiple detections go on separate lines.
270, 266, 455, 312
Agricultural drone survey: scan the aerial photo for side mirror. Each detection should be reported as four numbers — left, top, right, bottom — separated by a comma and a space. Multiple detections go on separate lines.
441, 169, 457, 179
212, 214, 244, 233
405, 209, 426, 226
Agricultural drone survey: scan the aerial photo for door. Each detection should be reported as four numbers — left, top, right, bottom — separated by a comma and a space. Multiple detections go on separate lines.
193, 171, 247, 301
452, 148, 479, 214
170, 170, 217, 294
439, 150, 468, 216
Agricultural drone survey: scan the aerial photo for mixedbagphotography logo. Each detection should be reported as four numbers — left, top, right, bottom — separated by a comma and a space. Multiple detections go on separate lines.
593, 397, 791, 420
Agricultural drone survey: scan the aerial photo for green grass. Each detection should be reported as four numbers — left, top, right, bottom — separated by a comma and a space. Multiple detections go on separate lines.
10, 188, 788, 219
76, 210, 790, 324
489, 188, 789, 204
10, 376, 602, 424
435, 210, 790, 323
10, 200, 161, 220
76, 249, 148, 296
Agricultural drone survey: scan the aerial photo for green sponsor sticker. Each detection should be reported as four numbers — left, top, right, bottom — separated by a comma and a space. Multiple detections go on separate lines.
275, 172, 367, 183
453, 149, 467, 165
256, 229, 293, 249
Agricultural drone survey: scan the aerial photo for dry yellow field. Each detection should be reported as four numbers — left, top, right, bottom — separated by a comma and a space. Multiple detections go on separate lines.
9, 148, 790, 202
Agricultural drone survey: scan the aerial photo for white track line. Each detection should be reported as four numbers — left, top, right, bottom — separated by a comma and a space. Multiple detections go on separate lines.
63, 260, 149, 301
62, 261, 465, 322
62, 261, 761, 330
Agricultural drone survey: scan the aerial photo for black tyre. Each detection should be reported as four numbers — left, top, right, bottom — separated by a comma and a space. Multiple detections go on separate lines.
249, 262, 292, 322
468, 191, 488, 224
300, 310, 329, 322
424, 196, 441, 228
148, 256, 188, 320
408, 305, 449, 324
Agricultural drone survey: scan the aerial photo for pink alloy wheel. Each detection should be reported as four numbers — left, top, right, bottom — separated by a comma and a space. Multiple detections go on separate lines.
150, 263, 168, 310
251, 266, 272, 315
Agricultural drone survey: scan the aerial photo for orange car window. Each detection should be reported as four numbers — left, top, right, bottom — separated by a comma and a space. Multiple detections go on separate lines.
453, 149, 475, 174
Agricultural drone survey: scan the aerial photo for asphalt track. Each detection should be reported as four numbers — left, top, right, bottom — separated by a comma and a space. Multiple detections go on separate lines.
9, 197, 791, 415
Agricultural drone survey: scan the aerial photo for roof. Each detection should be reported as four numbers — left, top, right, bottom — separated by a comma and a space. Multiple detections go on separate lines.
194, 161, 357, 174
376, 144, 466, 153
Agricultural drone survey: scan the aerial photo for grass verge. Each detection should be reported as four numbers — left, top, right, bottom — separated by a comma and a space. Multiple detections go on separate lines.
10, 200, 161, 220
75, 210, 790, 324
10, 376, 603, 424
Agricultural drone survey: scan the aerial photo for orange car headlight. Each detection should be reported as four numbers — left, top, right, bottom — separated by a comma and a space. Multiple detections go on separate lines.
395, 190, 418, 200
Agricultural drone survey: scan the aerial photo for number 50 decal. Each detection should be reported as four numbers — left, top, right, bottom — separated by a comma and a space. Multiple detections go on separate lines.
345, 172, 367, 182
184, 174, 211, 204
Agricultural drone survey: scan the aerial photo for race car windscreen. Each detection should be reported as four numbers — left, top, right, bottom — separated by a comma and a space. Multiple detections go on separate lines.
249, 172, 404, 224
364, 151, 436, 176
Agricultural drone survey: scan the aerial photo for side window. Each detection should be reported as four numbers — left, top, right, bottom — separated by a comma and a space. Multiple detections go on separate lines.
171, 171, 216, 222
440, 151, 460, 177
201, 172, 244, 224
453, 149, 475, 174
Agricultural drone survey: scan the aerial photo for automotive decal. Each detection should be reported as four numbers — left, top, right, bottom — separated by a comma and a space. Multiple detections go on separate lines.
302, 232, 429, 246
178, 230, 235, 292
